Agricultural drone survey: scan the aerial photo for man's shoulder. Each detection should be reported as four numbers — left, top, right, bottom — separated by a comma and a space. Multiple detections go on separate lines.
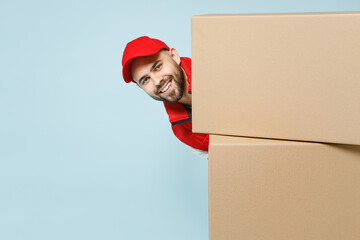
181, 56, 191, 60
180, 56, 191, 64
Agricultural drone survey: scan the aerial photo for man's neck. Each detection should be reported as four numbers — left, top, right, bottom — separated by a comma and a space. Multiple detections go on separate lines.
178, 68, 192, 107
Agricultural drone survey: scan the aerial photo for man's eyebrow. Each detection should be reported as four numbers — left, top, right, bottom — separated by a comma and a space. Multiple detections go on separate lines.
138, 60, 162, 85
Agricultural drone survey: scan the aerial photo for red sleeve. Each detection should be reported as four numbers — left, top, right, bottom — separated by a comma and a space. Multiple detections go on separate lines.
171, 121, 209, 151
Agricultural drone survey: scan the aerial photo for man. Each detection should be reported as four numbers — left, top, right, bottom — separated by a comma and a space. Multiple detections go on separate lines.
121, 36, 209, 152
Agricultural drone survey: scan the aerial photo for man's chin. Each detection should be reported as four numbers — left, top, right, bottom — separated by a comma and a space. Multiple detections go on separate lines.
161, 95, 182, 104
150, 94, 181, 103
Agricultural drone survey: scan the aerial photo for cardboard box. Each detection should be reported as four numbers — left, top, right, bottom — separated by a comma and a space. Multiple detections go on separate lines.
192, 12, 360, 145
209, 135, 360, 240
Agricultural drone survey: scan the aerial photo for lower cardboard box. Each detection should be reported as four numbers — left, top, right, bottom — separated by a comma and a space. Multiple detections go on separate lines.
209, 135, 360, 240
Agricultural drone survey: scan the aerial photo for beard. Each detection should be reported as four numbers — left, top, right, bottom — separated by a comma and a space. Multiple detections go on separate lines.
151, 63, 185, 103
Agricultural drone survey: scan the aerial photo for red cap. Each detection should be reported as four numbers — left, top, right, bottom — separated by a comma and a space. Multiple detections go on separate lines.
122, 36, 170, 83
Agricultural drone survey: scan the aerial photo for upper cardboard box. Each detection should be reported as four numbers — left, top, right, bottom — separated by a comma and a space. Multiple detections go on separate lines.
192, 12, 360, 145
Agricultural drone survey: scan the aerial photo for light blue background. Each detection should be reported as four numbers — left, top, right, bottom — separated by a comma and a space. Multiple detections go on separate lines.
0, 0, 359, 239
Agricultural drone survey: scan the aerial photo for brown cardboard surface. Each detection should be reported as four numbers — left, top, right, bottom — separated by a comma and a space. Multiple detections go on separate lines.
192, 12, 360, 145
209, 135, 360, 240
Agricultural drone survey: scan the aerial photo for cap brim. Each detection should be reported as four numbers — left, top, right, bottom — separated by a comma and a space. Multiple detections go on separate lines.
122, 60, 134, 83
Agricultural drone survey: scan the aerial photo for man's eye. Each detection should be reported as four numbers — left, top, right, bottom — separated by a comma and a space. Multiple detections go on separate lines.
142, 77, 149, 84
155, 64, 162, 70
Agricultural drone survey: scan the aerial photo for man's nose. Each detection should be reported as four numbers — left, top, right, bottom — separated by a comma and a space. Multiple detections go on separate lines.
151, 73, 163, 86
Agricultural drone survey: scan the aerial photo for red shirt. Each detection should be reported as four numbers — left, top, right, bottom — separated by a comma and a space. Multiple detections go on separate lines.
163, 57, 209, 151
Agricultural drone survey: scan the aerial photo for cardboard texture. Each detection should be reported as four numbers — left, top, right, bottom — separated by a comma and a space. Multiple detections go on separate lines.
209, 135, 360, 240
192, 12, 360, 145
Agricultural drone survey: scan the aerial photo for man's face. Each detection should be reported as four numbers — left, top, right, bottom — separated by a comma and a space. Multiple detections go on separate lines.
130, 50, 185, 103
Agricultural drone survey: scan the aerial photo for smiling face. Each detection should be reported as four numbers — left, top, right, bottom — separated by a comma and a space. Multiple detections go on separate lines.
130, 49, 185, 103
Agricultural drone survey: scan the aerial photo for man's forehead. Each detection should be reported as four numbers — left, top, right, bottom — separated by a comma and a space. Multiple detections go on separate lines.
130, 50, 168, 78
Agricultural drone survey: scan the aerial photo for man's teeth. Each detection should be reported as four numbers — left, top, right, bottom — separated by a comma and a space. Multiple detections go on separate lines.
160, 82, 171, 93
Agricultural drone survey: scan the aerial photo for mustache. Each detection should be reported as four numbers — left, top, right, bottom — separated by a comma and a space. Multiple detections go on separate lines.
155, 76, 173, 93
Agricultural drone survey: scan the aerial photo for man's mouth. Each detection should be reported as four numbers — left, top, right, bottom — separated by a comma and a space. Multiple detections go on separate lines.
159, 80, 172, 93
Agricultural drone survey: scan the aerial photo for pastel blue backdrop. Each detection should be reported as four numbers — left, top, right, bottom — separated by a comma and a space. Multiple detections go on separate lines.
1, 0, 359, 239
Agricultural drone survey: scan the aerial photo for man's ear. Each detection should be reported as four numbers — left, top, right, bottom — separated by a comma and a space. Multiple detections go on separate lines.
169, 48, 181, 64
